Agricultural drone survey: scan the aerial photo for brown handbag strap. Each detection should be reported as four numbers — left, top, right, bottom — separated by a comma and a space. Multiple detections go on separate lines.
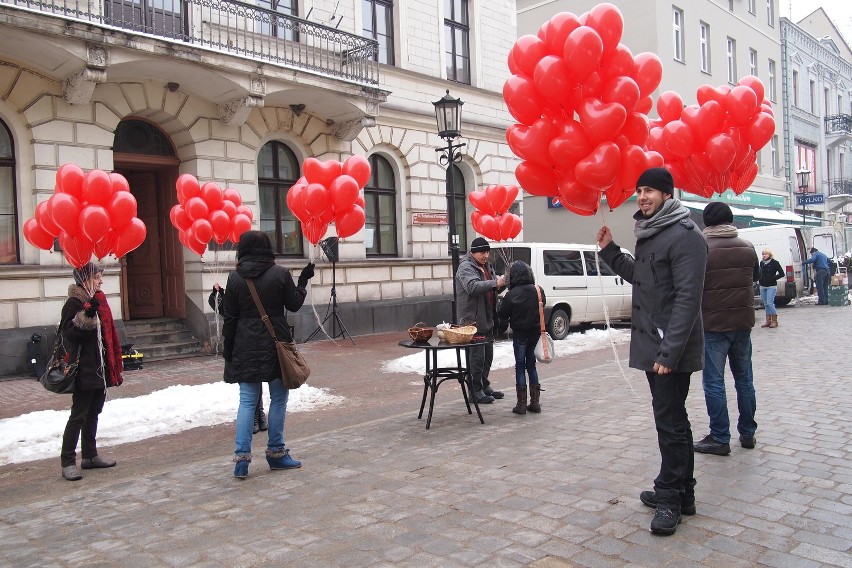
246, 279, 280, 342
535, 285, 546, 333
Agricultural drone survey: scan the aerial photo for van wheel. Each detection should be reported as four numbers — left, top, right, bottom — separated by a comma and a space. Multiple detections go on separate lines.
548, 309, 570, 340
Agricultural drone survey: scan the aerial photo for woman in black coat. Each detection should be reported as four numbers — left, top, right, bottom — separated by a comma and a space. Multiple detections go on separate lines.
60, 262, 123, 481
497, 261, 546, 415
222, 231, 314, 479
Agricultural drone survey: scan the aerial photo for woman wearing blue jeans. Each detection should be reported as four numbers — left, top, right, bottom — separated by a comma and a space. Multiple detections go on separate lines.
222, 231, 315, 479
497, 261, 546, 414
757, 249, 784, 328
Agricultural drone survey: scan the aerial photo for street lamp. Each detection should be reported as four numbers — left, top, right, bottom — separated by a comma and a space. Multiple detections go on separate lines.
797, 168, 811, 225
433, 89, 465, 324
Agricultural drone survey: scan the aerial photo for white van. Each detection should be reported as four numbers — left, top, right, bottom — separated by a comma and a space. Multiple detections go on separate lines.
489, 243, 633, 339
739, 225, 806, 306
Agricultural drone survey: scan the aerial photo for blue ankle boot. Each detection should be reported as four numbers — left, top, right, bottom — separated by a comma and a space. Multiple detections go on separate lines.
233, 455, 251, 479
266, 448, 301, 470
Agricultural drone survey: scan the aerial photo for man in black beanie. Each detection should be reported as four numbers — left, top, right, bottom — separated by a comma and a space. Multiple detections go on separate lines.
456, 237, 506, 404
695, 202, 760, 457
596, 167, 707, 536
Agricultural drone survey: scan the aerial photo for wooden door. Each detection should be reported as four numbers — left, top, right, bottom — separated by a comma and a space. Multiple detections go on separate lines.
125, 171, 164, 319
158, 169, 185, 318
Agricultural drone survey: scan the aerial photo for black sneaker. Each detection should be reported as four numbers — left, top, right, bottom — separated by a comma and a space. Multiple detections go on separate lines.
639, 490, 696, 516
472, 394, 494, 404
484, 388, 504, 399
694, 435, 731, 456
650, 507, 681, 536
739, 435, 756, 449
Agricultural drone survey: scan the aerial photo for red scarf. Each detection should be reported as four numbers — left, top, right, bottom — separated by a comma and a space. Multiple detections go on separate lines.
95, 290, 124, 387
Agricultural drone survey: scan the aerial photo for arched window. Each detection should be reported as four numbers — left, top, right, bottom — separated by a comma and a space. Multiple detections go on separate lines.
258, 141, 302, 255
449, 164, 468, 253
364, 154, 397, 256
0, 120, 19, 263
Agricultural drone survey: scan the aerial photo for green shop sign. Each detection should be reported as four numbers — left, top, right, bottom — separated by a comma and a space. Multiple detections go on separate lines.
686, 190, 785, 208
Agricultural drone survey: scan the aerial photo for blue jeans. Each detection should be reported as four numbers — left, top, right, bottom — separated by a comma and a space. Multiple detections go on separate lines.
760, 285, 777, 315
512, 336, 539, 387
235, 379, 289, 457
702, 331, 757, 444
815, 269, 830, 304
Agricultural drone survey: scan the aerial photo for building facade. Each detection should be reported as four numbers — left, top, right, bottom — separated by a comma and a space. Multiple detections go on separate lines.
0, 0, 520, 375
516, 0, 788, 248
781, 11, 852, 253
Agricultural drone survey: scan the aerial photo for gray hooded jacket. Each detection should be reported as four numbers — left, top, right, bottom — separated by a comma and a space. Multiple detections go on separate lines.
456, 252, 502, 331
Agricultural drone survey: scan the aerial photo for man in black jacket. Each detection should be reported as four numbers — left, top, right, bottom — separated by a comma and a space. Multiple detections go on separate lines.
695, 202, 759, 456
597, 168, 707, 536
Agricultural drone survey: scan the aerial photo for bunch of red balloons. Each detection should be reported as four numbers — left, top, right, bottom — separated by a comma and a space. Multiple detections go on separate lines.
286, 156, 371, 245
504, 3, 664, 215
23, 164, 147, 268
469, 184, 522, 241
169, 175, 252, 256
648, 76, 774, 197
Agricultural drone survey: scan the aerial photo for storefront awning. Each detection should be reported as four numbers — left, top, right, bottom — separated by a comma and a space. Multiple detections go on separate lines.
682, 201, 804, 224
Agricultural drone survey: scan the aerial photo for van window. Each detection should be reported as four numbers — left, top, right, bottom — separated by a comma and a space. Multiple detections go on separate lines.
491, 247, 531, 275
788, 237, 801, 262
544, 250, 583, 276
583, 251, 616, 276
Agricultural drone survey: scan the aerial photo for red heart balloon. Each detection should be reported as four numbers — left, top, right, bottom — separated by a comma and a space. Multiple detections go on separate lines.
23, 218, 55, 250
563, 26, 604, 82
498, 213, 522, 240
598, 44, 634, 81
557, 176, 599, 215
578, 98, 627, 146
176, 174, 201, 205
302, 218, 328, 245
696, 84, 730, 107
503, 75, 547, 126
50, 193, 82, 237
533, 55, 575, 106
705, 133, 737, 173
201, 182, 224, 211
731, 162, 758, 194
342, 155, 372, 188
59, 232, 94, 268
35, 200, 61, 237
56, 164, 85, 200
621, 112, 649, 147
303, 183, 329, 218
632, 52, 663, 98
656, 91, 684, 123
506, 118, 556, 166
574, 142, 620, 190
468, 190, 496, 216
680, 100, 725, 147
114, 218, 147, 258
184, 196, 209, 221
93, 229, 117, 260
485, 184, 509, 215
602, 76, 640, 113
502, 185, 519, 212
726, 85, 760, 125
745, 112, 775, 150
169, 204, 192, 232
476, 214, 500, 241
515, 162, 558, 197
209, 209, 231, 245
223, 187, 242, 206
108, 191, 138, 231
83, 170, 114, 206
109, 173, 130, 194
303, 158, 342, 188
543, 12, 582, 56
619, 145, 663, 193
329, 175, 361, 214
737, 75, 765, 105
662, 121, 696, 159
192, 218, 213, 244
585, 3, 623, 53
230, 213, 252, 244
79, 204, 111, 244
510, 34, 548, 77
549, 120, 592, 165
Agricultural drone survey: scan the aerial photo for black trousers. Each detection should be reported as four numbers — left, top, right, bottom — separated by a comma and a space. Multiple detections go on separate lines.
61, 389, 106, 467
468, 328, 494, 395
646, 371, 696, 510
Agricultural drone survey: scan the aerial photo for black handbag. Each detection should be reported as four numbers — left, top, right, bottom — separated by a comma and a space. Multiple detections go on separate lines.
39, 325, 80, 394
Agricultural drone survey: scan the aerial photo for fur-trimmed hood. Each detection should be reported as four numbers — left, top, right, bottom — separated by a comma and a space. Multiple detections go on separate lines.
68, 284, 93, 303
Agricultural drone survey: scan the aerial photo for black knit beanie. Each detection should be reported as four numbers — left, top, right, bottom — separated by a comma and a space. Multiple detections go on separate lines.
702, 202, 734, 227
469, 237, 490, 252
636, 167, 674, 195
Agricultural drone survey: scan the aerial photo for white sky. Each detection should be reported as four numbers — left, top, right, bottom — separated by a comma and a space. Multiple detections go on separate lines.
0, 328, 628, 466
783, 1, 852, 46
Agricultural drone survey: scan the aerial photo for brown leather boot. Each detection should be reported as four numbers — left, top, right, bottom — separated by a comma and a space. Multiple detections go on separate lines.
527, 384, 541, 413
760, 315, 771, 328
512, 386, 527, 414
769, 314, 778, 328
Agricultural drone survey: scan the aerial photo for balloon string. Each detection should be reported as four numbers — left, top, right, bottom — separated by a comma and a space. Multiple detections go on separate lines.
305, 243, 339, 344
596, 207, 639, 399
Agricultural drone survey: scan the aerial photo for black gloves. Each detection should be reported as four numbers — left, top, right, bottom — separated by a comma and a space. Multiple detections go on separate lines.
298, 263, 315, 288
84, 297, 100, 318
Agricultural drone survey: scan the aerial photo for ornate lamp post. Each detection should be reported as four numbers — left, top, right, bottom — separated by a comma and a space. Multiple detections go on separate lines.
433, 90, 465, 323
797, 168, 811, 225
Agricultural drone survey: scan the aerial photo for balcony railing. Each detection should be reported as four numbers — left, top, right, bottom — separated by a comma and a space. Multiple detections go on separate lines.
828, 178, 852, 197
2, 0, 379, 87
825, 114, 852, 135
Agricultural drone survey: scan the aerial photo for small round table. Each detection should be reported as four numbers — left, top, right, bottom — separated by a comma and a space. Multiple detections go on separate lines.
398, 337, 492, 429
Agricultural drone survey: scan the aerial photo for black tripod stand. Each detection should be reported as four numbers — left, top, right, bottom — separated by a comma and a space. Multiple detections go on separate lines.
306, 237, 355, 344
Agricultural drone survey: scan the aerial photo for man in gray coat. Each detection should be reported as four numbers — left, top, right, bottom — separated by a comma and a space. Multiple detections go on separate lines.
597, 167, 707, 536
456, 237, 506, 404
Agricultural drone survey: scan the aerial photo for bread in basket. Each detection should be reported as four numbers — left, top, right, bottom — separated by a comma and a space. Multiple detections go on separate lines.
442, 325, 477, 344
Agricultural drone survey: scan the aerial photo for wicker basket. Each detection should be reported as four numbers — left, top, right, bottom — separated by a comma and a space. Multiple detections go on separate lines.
442, 325, 476, 344
408, 322, 433, 342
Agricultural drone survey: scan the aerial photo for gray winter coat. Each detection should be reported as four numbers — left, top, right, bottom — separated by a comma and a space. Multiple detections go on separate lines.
599, 216, 708, 373
456, 252, 502, 331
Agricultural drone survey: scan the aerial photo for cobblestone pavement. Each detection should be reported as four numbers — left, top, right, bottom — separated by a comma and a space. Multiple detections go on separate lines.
0, 304, 850, 567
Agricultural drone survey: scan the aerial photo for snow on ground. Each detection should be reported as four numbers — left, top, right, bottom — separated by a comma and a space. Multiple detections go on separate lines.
1, 327, 628, 466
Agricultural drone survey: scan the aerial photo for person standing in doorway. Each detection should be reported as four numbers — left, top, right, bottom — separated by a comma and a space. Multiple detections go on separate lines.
596, 167, 707, 536
694, 202, 759, 457
456, 237, 506, 405
757, 249, 785, 328
802, 247, 830, 305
